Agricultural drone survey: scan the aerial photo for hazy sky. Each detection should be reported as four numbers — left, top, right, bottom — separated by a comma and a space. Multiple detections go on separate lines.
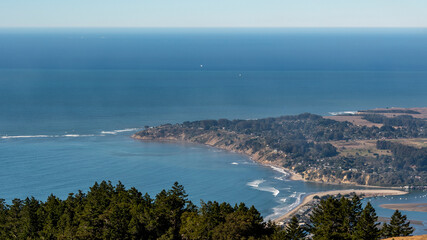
1, 0, 427, 28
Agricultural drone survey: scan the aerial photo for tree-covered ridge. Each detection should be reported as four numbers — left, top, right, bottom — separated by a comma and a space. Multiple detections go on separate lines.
308, 195, 414, 240
0, 182, 415, 240
134, 113, 427, 187
362, 114, 426, 135
0, 181, 275, 240
182, 113, 426, 141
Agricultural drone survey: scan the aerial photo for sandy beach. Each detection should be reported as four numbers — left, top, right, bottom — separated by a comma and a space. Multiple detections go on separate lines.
274, 189, 408, 223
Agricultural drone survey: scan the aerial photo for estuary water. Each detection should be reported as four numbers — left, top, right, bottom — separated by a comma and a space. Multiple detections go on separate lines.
0, 29, 426, 234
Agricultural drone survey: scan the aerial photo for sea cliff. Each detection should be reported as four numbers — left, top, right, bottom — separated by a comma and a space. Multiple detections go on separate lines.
133, 110, 427, 187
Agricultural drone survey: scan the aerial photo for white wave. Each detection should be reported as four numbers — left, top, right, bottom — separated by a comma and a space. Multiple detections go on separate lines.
1, 135, 53, 139
101, 131, 117, 135
247, 179, 280, 197
62, 134, 95, 137
264, 187, 280, 197
280, 198, 287, 203
1, 134, 96, 139
265, 192, 305, 220
274, 176, 290, 181
289, 192, 297, 198
231, 162, 239, 165
329, 111, 357, 116
270, 166, 289, 176
101, 128, 140, 135
62, 134, 80, 137
115, 128, 140, 133
247, 179, 265, 188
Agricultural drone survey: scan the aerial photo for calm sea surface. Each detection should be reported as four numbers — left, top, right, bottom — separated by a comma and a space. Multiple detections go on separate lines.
0, 29, 426, 234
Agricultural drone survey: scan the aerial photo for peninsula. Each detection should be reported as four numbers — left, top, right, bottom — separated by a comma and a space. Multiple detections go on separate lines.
133, 107, 427, 188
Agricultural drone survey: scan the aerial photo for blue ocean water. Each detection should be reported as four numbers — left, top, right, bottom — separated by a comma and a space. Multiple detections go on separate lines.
0, 29, 426, 233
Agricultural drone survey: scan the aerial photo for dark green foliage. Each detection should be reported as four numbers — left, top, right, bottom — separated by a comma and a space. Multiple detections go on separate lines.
0, 182, 275, 240
377, 140, 427, 171
382, 210, 414, 238
309, 196, 357, 240
362, 114, 426, 134
0, 184, 417, 240
282, 216, 306, 240
308, 196, 380, 240
353, 202, 380, 240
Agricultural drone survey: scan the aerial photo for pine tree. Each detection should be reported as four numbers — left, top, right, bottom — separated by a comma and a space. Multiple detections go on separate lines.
382, 210, 414, 238
349, 195, 362, 229
353, 202, 380, 240
309, 196, 350, 240
283, 216, 306, 240
0, 199, 7, 240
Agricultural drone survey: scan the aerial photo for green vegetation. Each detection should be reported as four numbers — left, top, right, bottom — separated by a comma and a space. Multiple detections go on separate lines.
362, 114, 426, 135
135, 113, 427, 186
382, 210, 415, 238
308, 196, 413, 240
0, 182, 414, 240
376, 140, 427, 171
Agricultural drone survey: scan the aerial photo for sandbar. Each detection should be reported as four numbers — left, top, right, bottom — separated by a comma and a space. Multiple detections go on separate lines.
380, 203, 427, 213
274, 189, 408, 223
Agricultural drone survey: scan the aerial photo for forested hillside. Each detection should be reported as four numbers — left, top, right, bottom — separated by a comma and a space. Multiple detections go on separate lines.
134, 113, 427, 187
0, 182, 414, 239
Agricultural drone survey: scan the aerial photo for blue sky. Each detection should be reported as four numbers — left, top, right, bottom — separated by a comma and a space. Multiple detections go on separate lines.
1, 0, 426, 28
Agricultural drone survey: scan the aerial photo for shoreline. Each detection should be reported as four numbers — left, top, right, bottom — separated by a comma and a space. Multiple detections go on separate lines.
132, 136, 411, 222
273, 189, 408, 224
132, 136, 405, 190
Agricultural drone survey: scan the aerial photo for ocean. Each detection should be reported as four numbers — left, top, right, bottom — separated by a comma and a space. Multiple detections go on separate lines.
0, 28, 426, 234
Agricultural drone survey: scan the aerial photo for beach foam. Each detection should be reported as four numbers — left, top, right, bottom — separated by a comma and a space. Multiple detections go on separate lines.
247, 179, 265, 188
270, 166, 289, 176
101, 128, 140, 135
247, 179, 280, 197
266, 192, 305, 220
271, 166, 290, 181
1, 135, 53, 139
1, 134, 96, 139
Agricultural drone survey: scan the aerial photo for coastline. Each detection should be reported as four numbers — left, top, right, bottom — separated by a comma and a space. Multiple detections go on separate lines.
132, 136, 411, 223
132, 135, 405, 189
273, 189, 408, 224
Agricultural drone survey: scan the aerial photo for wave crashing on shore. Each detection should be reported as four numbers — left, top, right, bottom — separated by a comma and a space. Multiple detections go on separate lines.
247, 179, 280, 197
266, 192, 305, 220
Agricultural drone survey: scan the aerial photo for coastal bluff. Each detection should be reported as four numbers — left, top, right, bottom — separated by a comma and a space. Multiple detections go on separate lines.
133, 110, 427, 188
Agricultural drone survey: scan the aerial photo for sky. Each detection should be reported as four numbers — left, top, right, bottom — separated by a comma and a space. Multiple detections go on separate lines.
1, 0, 427, 28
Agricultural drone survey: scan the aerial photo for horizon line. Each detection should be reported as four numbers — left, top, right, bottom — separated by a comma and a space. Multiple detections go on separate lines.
1, 26, 427, 29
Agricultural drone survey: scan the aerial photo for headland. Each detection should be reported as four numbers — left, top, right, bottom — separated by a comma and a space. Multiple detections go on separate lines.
132, 107, 426, 222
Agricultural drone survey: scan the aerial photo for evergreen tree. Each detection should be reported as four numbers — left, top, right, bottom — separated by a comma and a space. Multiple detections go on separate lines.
349, 195, 362, 229
309, 196, 351, 240
0, 199, 7, 240
353, 202, 380, 240
40, 194, 63, 239
283, 216, 306, 240
382, 210, 414, 238
4, 199, 24, 239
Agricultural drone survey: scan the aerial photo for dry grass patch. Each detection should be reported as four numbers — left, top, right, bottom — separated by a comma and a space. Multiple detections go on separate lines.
330, 138, 427, 157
